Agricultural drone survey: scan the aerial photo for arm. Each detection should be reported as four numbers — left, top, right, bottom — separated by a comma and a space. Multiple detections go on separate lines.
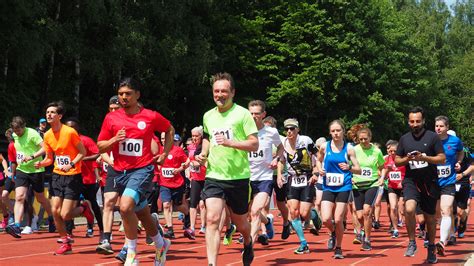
345, 147, 361, 175
23, 142, 46, 163
217, 133, 259, 152
58, 142, 87, 173
455, 150, 464, 172
154, 125, 175, 165
415, 152, 445, 165
35, 151, 54, 169
277, 160, 285, 188
195, 138, 210, 165
98, 126, 126, 153
316, 145, 326, 176
83, 154, 99, 162
269, 143, 284, 169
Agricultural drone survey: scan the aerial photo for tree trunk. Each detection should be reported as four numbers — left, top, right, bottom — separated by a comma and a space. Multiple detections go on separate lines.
74, 0, 81, 116
44, 1, 61, 107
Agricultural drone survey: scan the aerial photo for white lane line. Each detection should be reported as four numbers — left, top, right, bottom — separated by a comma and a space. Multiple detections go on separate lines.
349, 239, 408, 266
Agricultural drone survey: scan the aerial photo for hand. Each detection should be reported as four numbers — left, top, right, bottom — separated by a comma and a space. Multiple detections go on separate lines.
455, 162, 461, 172
397, 182, 402, 189
214, 133, 231, 147
268, 158, 278, 170
22, 155, 34, 163
3, 169, 12, 178
173, 167, 181, 175
59, 164, 73, 172
115, 127, 126, 142
96, 156, 103, 164
277, 175, 284, 188
338, 162, 351, 171
377, 177, 384, 186
309, 174, 317, 185
195, 153, 207, 165
456, 173, 463, 181
414, 152, 426, 161
34, 161, 42, 169
318, 168, 326, 176
154, 153, 167, 165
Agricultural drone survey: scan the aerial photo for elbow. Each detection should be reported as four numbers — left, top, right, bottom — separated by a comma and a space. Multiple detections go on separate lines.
250, 141, 259, 152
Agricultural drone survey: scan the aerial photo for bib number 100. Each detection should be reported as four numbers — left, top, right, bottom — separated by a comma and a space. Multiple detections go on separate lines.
119, 139, 143, 157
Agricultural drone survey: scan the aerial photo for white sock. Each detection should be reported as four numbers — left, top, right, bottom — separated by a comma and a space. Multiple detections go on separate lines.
152, 233, 164, 248
126, 238, 137, 257
440, 216, 451, 243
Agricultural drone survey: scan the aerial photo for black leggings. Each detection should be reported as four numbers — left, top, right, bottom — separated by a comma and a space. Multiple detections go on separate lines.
82, 183, 104, 231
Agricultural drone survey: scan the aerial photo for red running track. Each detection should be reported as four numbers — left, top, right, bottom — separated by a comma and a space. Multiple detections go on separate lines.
0, 202, 473, 265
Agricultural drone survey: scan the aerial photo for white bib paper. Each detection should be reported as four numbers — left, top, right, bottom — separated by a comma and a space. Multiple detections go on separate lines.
161, 168, 174, 178
119, 138, 143, 157
326, 173, 344, 186
291, 175, 308, 187
389, 171, 402, 181
437, 165, 451, 178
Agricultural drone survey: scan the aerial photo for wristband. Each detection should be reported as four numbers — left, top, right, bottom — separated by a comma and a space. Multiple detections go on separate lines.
70, 162, 76, 168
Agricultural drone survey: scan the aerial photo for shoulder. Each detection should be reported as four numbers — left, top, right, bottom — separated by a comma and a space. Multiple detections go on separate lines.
299, 135, 313, 144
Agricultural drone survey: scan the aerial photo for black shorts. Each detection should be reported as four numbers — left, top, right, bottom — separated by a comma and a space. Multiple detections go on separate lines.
403, 178, 440, 215
388, 187, 403, 198
322, 190, 351, 203
104, 165, 120, 193
190, 180, 205, 208
383, 188, 389, 203
287, 174, 315, 203
315, 182, 323, 191
272, 175, 287, 202
353, 187, 379, 211
201, 178, 250, 215
455, 184, 471, 210
3, 178, 15, 193
440, 184, 456, 196
15, 171, 45, 193
51, 173, 83, 200
250, 180, 273, 198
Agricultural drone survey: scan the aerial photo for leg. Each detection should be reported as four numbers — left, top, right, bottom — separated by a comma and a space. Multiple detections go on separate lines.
405, 199, 417, 241
334, 202, 347, 247
250, 192, 269, 242
439, 194, 454, 244
388, 193, 399, 232
51, 196, 66, 237
205, 197, 225, 266
321, 200, 335, 232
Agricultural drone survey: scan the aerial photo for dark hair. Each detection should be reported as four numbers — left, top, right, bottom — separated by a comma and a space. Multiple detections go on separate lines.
248, 100, 266, 112
46, 101, 65, 115
11, 116, 26, 129
435, 115, 449, 127
211, 72, 235, 91
118, 77, 141, 92
5, 128, 13, 142
408, 106, 424, 118
263, 116, 277, 127
65, 117, 80, 133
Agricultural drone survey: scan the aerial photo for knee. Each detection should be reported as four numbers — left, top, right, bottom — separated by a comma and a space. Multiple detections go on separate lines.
206, 212, 221, 225
163, 202, 171, 210
15, 193, 26, 202
119, 203, 134, 215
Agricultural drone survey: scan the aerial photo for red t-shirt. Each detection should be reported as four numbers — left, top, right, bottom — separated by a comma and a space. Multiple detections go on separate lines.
97, 107, 170, 171
8, 142, 16, 163
152, 135, 161, 183
188, 144, 206, 181
158, 145, 187, 188
384, 155, 406, 189
80, 135, 99, 184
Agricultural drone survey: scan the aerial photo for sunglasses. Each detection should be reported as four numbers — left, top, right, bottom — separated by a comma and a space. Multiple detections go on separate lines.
285, 127, 296, 131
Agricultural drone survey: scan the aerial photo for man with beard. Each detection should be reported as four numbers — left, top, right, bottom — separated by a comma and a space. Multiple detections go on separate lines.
395, 106, 445, 264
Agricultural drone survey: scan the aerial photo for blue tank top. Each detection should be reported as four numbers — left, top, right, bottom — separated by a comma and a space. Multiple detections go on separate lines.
438, 135, 463, 187
322, 141, 353, 192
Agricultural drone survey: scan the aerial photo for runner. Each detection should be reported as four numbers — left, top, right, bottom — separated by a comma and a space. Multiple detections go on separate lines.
279, 118, 317, 254
65, 118, 104, 239
395, 106, 446, 263
195, 72, 257, 266
5, 116, 56, 238
2, 129, 16, 227
33, 102, 94, 254
433, 116, 464, 256
0, 152, 10, 230
316, 120, 361, 259
382, 140, 406, 238
97, 77, 172, 265
455, 146, 473, 238
188, 126, 207, 237
247, 100, 283, 246
36, 118, 48, 138
351, 127, 385, 251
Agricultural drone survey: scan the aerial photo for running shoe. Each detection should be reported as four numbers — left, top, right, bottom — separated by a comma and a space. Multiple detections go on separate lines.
435, 241, 445, 256
353, 233, 363, 244
294, 243, 310, 254
183, 214, 191, 229
163, 228, 175, 239
48, 216, 56, 233
281, 222, 291, 240
81, 200, 95, 225
199, 225, 206, 234
184, 228, 195, 240
115, 246, 128, 263
391, 230, 399, 239
21, 226, 33, 235
361, 241, 372, 251
334, 247, 344, 259
327, 232, 336, 250
242, 240, 254, 266
417, 229, 426, 239
447, 235, 456, 246
427, 244, 438, 263
57, 235, 74, 244
5, 224, 21, 238
309, 226, 319, 236
154, 238, 171, 266
397, 220, 403, 227
404, 240, 417, 257
257, 234, 269, 245
86, 228, 94, 238
0, 217, 7, 230
372, 220, 381, 229
96, 239, 114, 255
8, 215, 14, 226
236, 234, 244, 244
98, 231, 105, 244
124, 253, 139, 266
265, 214, 274, 239
178, 212, 184, 221
223, 224, 236, 246
54, 243, 72, 255
119, 221, 124, 232
458, 221, 466, 238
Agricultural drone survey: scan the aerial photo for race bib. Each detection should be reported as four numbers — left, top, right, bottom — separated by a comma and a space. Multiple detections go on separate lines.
455, 184, 461, 192
360, 167, 373, 178
102, 162, 109, 172
389, 171, 402, 181
161, 168, 174, 178
56, 155, 71, 167
16, 152, 25, 164
437, 165, 451, 178
248, 149, 264, 162
326, 173, 344, 186
211, 128, 234, 145
119, 138, 143, 156
291, 175, 307, 187
408, 160, 428, 170
190, 164, 201, 173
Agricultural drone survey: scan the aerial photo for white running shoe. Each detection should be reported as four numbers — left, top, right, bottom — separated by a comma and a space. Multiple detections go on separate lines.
21, 226, 33, 234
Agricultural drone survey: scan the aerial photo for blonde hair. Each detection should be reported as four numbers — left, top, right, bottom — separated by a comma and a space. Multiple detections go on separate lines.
191, 126, 204, 136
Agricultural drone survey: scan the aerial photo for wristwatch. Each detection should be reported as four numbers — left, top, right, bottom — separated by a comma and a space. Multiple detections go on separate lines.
70, 162, 76, 168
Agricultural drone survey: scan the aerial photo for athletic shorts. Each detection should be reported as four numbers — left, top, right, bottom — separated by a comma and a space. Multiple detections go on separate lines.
403, 178, 440, 215
160, 185, 185, 205
315, 182, 323, 191
51, 173, 82, 200
388, 187, 403, 198
201, 178, 250, 215
104, 165, 120, 193
440, 183, 456, 196
3, 178, 15, 193
322, 190, 351, 203
190, 180, 205, 208
353, 187, 379, 211
15, 171, 45, 193
250, 180, 273, 198
272, 175, 287, 202
383, 188, 389, 202
110, 164, 154, 211
455, 184, 471, 210
287, 175, 315, 203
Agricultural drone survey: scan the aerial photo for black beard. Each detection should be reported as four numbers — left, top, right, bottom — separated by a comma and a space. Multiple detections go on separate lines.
411, 127, 423, 135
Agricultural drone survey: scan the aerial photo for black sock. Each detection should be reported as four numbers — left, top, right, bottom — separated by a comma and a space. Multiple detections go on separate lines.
65, 220, 74, 234
104, 232, 112, 242
419, 222, 425, 231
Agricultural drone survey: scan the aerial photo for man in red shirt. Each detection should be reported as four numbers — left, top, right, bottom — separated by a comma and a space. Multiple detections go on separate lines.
97, 77, 174, 265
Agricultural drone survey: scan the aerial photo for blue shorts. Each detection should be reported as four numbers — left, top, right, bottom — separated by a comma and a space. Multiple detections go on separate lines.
250, 180, 273, 198
160, 185, 185, 205
109, 164, 154, 211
